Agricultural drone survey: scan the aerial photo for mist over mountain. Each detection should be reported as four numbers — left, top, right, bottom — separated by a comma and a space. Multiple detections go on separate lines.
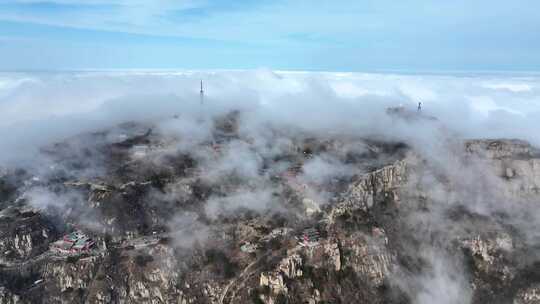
1, 70, 539, 164
1, 70, 540, 304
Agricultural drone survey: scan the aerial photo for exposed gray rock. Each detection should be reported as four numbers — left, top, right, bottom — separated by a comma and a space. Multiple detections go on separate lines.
1, 123, 540, 304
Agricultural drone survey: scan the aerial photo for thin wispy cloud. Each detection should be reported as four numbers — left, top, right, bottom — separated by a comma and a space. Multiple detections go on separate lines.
0, 1, 539, 70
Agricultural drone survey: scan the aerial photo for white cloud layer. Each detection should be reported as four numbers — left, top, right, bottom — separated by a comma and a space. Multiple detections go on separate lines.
1, 70, 540, 166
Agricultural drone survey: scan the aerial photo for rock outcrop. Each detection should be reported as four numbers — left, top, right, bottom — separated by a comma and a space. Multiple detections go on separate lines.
1, 121, 540, 304
0, 208, 58, 265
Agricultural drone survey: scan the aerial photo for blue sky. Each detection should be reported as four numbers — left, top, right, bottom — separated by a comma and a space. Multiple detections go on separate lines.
0, 0, 539, 71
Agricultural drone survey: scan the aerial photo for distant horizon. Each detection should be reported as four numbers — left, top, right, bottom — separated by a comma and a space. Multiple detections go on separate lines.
2, 68, 540, 77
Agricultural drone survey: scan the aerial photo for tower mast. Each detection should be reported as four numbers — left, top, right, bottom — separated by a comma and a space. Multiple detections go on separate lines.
200, 80, 204, 105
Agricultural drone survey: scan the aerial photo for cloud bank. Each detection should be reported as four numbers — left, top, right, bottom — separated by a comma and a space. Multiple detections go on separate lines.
1, 70, 539, 167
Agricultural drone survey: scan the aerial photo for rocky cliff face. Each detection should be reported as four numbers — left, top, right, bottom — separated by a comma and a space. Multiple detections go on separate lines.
1, 117, 540, 304
0, 208, 58, 265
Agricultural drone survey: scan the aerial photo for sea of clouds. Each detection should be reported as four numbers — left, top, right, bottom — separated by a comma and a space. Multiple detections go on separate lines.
1, 69, 539, 167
